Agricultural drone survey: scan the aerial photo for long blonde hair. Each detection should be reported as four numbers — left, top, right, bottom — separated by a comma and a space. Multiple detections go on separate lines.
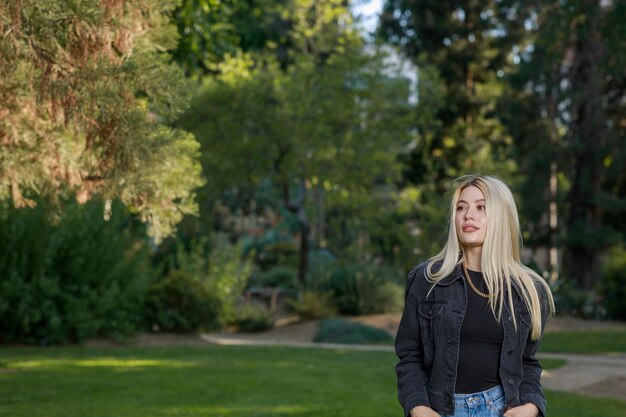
427, 175, 554, 340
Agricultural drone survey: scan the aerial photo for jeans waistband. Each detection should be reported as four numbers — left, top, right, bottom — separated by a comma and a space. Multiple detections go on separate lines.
453, 385, 504, 409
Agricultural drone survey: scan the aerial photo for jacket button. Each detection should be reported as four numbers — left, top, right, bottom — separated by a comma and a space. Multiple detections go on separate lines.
507, 349, 513, 355
508, 378, 514, 384
508, 316, 513, 322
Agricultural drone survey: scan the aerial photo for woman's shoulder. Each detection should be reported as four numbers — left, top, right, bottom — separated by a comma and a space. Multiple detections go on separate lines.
407, 260, 433, 280
405, 260, 440, 294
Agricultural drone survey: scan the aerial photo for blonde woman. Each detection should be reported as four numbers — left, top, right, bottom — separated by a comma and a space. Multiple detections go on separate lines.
395, 175, 554, 417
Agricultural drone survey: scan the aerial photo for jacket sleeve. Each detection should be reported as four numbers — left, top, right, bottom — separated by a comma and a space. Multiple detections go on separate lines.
518, 289, 549, 417
395, 267, 431, 417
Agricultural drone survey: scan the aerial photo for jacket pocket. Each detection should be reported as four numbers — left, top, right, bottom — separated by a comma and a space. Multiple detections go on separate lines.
417, 299, 447, 365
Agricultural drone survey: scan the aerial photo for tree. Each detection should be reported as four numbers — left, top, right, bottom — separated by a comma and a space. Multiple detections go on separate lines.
171, 0, 294, 77
177, 0, 413, 283
379, 0, 522, 189
0, 0, 204, 239
500, 0, 626, 289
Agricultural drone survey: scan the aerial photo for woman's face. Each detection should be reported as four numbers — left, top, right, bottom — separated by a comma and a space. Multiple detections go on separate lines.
455, 185, 487, 248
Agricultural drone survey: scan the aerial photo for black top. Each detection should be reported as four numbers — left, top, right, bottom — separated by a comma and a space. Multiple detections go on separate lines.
455, 268, 504, 394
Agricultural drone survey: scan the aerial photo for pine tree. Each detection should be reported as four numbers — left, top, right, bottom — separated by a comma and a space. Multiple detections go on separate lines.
0, 0, 204, 239
379, 0, 521, 188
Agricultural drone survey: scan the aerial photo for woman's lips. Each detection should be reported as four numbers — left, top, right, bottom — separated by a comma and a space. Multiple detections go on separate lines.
462, 225, 478, 232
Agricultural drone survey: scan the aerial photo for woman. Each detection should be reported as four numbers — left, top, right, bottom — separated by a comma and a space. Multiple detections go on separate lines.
395, 175, 554, 417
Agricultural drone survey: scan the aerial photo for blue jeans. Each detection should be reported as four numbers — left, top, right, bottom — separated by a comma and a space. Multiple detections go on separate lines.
441, 385, 505, 417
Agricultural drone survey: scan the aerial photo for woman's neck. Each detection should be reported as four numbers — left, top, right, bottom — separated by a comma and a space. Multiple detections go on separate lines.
464, 247, 482, 272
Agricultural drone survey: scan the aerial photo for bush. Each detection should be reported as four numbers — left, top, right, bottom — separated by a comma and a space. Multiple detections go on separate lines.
598, 246, 626, 320
313, 319, 393, 344
145, 270, 222, 332
358, 280, 404, 315
551, 279, 605, 319
0, 198, 153, 344
249, 266, 299, 290
312, 261, 404, 315
235, 303, 273, 332
287, 290, 337, 320
152, 234, 252, 328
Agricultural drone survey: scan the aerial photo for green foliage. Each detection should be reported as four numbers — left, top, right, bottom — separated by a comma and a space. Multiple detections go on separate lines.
234, 303, 274, 332
0, 0, 204, 239
176, 29, 413, 276
287, 290, 337, 320
312, 261, 404, 315
313, 319, 393, 344
0, 197, 153, 344
151, 234, 252, 327
249, 266, 299, 290
598, 246, 626, 320
145, 270, 222, 332
379, 1, 519, 187
551, 279, 605, 320
170, 0, 239, 76
171, 0, 296, 76
497, 1, 626, 289
204, 234, 252, 322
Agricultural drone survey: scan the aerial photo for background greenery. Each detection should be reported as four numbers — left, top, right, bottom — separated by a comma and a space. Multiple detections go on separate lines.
0, 0, 625, 342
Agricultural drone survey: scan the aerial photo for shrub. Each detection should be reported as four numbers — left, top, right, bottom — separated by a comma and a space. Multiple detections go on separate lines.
0, 198, 153, 344
249, 266, 299, 290
551, 279, 605, 319
312, 261, 404, 315
598, 246, 626, 320
313, 319, 393, 344
357, 280, 404, 315
235, 303, 273, 332
145, 270, 222, 332
287, 290, 337, 320
152, 234, 252, 328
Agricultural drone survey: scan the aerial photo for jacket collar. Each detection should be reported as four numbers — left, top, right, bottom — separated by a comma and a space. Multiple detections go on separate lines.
436, 264, 464, 286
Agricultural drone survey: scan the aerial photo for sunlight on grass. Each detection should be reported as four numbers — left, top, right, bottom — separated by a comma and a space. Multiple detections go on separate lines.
0, 345, 623, 417
10, 358, 195, 369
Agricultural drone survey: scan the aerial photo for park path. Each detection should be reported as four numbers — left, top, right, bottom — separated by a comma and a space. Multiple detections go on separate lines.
201, 333, 626, 401
200, 314, 626, 402
540, 352, 626, 400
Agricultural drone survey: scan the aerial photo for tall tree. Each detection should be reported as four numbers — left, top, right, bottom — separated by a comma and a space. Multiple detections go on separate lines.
379, 0, 522, 188
0, 0, 204, 239
501, 0, 626, 289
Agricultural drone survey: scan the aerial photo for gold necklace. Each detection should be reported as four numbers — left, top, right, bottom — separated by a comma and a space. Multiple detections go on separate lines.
463, 263, 491, 298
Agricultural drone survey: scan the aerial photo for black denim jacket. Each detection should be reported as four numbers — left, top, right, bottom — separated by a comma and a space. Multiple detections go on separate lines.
395, 261, 548, 417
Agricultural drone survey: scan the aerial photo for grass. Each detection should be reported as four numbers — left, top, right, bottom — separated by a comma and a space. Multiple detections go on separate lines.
0, 345, 624, 417
541, 358, 567, 369
541, 329, 626, 353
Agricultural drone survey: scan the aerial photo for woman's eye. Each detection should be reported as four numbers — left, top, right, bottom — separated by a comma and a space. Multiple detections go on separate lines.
478, 205, 486, 211
456, 206, 465, 211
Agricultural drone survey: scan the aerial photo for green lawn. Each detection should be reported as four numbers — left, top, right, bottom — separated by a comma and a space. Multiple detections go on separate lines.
0, 345, 624, 417
541, 329, 626, 353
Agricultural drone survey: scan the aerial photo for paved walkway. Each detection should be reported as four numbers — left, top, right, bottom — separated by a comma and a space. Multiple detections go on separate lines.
200, 333, 626, 401
540, 352, 626, 400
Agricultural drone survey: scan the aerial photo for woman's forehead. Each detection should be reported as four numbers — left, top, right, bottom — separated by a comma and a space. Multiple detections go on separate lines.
458, 185, 485, 201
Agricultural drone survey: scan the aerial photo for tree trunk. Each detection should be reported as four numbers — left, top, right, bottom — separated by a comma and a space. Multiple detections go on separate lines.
563, 0, 605, 290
